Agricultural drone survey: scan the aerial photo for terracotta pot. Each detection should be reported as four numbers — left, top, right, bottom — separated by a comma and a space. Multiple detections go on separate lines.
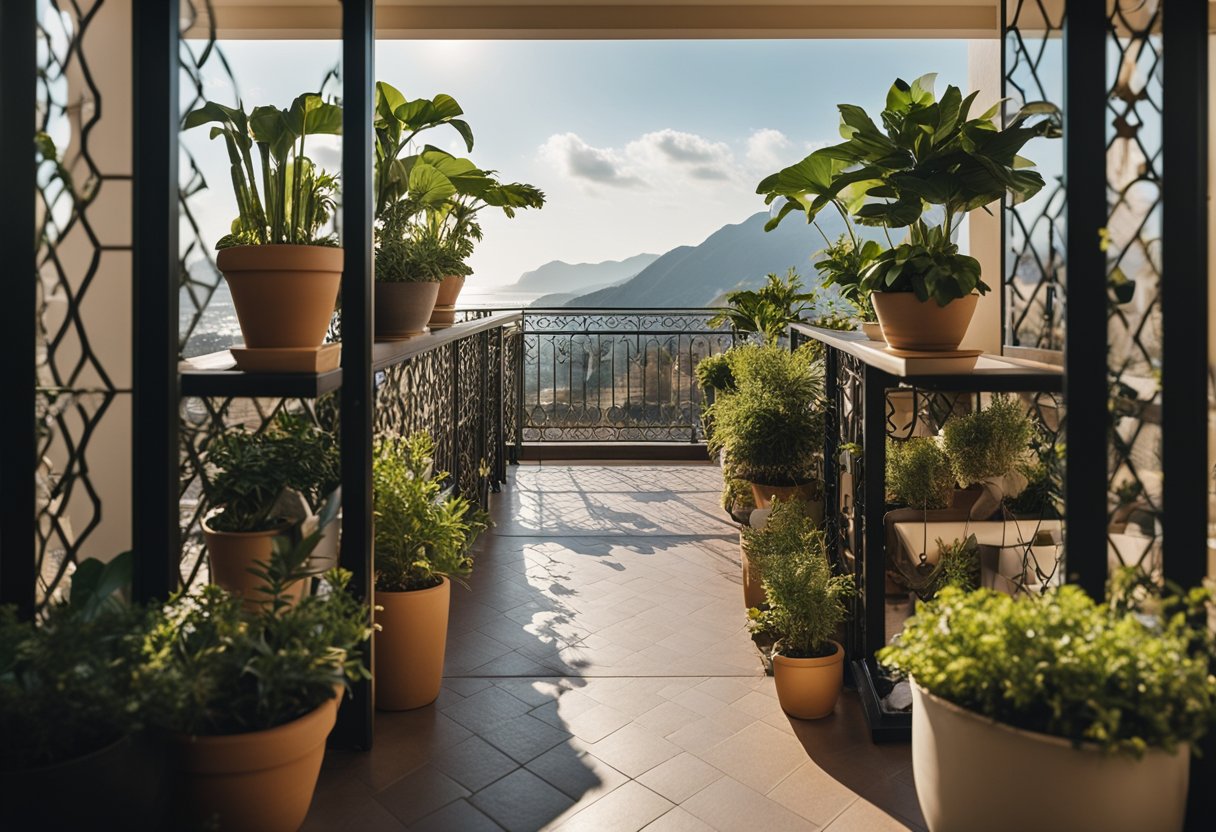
375, 281, 441, 340
739, 536, 766, 610
435, 274, 466, 306
216, 245, 342, 349
202, 520, 308, 610
168, 695, 339, 832
910, 683, 1189, 832
375, 578, 451, 710
772, 640, 844, 719
750, 482, 825, 522
0, 735, 167, 829
860, 321, 885, 342
871, 292, 979, 352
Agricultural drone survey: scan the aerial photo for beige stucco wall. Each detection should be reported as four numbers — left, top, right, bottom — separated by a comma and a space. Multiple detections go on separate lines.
961, 37, 1003, 354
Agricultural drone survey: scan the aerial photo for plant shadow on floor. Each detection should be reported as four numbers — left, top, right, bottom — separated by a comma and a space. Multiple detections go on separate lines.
777, 691, 927, 831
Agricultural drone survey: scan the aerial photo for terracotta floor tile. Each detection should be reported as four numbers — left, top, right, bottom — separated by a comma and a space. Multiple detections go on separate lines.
430, 735, 520, 792
699, 721, 810, 794
641, 807, 716, 831
586, 723, 682, 778
636, 752, 724, 803
553, 781, 674, 832
766, 762, 859, 827
681, 776, 817, 832
408, 799, 504, 832
374, 764, 470, 827
525, 745, 629, 801
480, 713, 574, 764
470, 768, 576, 832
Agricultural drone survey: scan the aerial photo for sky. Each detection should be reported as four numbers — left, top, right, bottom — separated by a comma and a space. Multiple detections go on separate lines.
182, 39, 969, 289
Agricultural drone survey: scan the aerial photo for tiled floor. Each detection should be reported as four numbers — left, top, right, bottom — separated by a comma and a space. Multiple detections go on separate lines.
305, 464, 924, 832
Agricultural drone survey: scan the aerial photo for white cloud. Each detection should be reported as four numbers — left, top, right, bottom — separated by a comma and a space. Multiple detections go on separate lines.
539, 128, 738, 191
539, 132, 641, 188
745, 128, 795, 171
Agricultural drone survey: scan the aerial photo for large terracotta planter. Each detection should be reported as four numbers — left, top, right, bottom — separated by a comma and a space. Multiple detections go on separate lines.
216, 245, 342, 349
910, 683, 1189, 832
375, 577, 451, 710
202, 519, 307, 609
772, 640, 844, 719
750, 481, 825, 523
429, 275, 466, 330
375, 281, 440, 340
0, 735, 167, 829
167, 694, 339, 832
871, 292, 978, 352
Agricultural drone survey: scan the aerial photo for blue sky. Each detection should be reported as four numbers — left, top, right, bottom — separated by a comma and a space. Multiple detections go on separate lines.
184, 39, 968, 288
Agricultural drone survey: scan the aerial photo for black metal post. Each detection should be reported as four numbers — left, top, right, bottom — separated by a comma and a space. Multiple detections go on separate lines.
1161, 0, 1209, 590
1062, 0, 1109, 599
513, 319, 525, 462
335, 0, 375, 751
131, 0, 181, 602
0, 0, 38, 616
862, 366, 889, 659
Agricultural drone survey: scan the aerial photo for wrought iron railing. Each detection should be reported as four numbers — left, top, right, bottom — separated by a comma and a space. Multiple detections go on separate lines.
467, 308, 735, 444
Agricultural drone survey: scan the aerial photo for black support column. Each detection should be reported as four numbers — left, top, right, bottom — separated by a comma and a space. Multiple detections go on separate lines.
336, 0, 376, 750
0, 0, 38, 616
1062, 0, 1110, 598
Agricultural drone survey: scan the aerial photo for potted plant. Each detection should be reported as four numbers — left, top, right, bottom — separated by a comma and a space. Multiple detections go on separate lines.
747, 520, 855, 719
759, 74, 1059, 351
0, 553, 163, 829
374, 207, 449, 339
373, 433, 488, 710
201, 415, 340, 606
706, 344, 826, 511
812, 234, 884, 341
879, 585, 1216, 832
886, 436, 955, 511
141, 535, 371, 832
707, 268, 816, 346
941, 395, 1034, 518
184, 94, 343, 355
740, 498, 820, 611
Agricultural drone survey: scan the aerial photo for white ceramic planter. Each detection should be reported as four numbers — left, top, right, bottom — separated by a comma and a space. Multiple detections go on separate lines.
911, 683, 1189, 832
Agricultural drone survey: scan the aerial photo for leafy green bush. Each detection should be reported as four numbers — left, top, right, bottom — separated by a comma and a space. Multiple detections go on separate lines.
879, 586, 1216, 755
747, 511, 854, 658
695, 352, 735, 394
813, 234, 882, 322
741, 498, 819, 590
942, 395, 1033, 486
707, 269, 816, 346
706, 345, 825, 486
203, 415, 340, 533
886, 436, 954, 509
0, 555, 144, 770
140, 537, 371, 736
373, 433, 490, 592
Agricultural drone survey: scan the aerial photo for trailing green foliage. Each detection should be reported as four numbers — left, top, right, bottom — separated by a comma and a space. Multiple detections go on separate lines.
373, 433, 489, 592
942, 395, 1033, 486
879, 585, 1216, 756
0, 553, 143, 770
759, 74, 1059, 306
747, 507, 854, 658
203, 415, 340, 533
886, 436, 954, 509
184, 94, 342, 248
708, 269, 816, 345
813, 234, 883, 322
706, 345, 825, 485
140, 536, 371, 736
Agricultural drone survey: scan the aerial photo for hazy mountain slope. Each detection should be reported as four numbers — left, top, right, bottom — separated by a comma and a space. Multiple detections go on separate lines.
510, 253, 660, 294
566, 211, 844, 308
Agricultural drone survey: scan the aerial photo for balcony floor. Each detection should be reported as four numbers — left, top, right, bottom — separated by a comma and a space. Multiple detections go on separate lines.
305, 464, 924, 832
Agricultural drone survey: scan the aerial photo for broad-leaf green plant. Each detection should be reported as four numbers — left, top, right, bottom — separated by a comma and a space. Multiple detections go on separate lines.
747, 514, 855, 659
373, 433, 490, 592
879, 585, 1216, 756
759, 74, 1059, 306
708, 269, 817, 345
184, 93, 343, 248
812, 235, 883, 322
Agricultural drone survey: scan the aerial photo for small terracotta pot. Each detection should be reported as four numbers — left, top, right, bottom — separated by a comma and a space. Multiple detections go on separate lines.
435, 274, 466, 306
216, 245, 342, 349
871, 292, 979, 352
375, 578, 451, 710
860, 321, 885, 342
375, 281, 441, 340
167, 695, 339, 832
0, 735, 167, 829
739, 536, 766, 610
772, 640, 844, 719
750, 482, 825, 521
911, 683, 1189, 832
202, 520, 308, 610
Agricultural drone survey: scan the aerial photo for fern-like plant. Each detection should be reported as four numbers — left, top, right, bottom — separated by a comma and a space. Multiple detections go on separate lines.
373, 433, 489, 592
747, 516, 854, 659
886, 436, 954, 510
741, 498, 819, 590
